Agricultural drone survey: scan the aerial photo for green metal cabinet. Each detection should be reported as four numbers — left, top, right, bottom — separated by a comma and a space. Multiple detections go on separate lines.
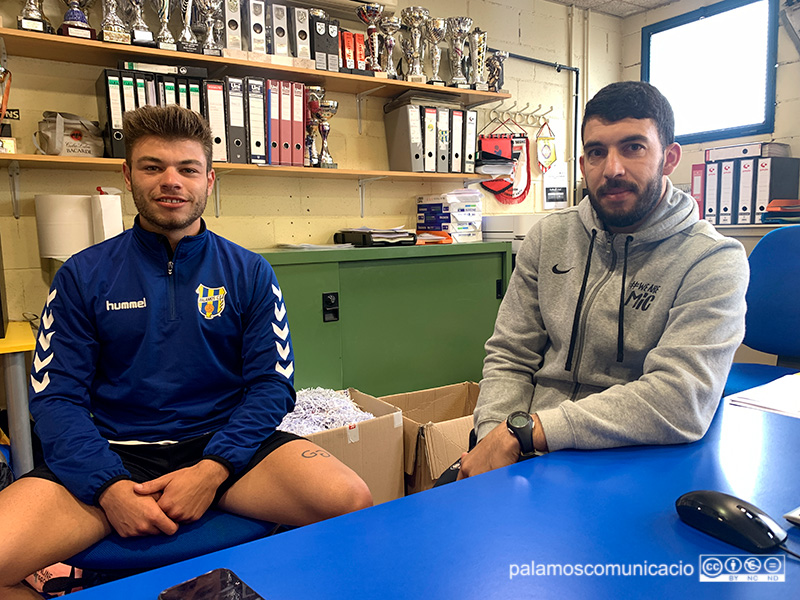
259, 242, 512, 397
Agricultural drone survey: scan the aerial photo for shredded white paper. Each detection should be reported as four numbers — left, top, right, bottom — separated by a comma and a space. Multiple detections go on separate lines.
277, 387, 374, 436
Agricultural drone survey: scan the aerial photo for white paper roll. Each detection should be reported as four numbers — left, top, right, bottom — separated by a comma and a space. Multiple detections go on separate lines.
34, 194, 94, 260
35, 194, 125, 260
91, 195, 124, 243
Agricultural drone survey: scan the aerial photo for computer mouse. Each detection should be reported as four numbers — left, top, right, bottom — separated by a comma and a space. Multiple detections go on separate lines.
676, 490, 788, 553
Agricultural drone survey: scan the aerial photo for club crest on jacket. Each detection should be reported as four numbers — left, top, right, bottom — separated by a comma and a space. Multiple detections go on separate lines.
196, 284, 227, 319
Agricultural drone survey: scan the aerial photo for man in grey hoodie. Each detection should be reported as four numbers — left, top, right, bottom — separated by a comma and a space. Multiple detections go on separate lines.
457, 81, 748, 479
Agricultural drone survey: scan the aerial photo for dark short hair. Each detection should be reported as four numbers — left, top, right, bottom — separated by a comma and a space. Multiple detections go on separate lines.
581, 81, 675, 149
122, 105, 213, 171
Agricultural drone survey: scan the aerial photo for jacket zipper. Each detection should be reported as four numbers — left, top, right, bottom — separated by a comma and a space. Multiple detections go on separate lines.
569, 236, 619, 399
167, 259, 178, 321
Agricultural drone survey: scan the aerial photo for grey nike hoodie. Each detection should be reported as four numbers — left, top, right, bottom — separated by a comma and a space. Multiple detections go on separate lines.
474, 180, 748, 451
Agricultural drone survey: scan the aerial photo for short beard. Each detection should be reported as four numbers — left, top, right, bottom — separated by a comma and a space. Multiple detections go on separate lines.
589, 162, 664, 230
131, 184, 207, 233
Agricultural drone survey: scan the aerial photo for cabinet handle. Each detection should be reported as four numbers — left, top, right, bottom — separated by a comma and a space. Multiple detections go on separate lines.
496, 279, 504, 299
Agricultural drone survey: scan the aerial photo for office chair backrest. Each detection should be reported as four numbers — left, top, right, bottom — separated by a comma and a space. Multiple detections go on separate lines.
743, 224, 800, 368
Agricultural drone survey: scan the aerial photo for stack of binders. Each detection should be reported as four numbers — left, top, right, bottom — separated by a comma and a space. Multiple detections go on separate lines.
699, 143, 799, 225
97, 63, 206, 159
384, 91, 478, 174
97, 62, 307, 167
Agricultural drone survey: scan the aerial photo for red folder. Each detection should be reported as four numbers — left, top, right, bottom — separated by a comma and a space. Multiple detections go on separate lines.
691, 163, 705, 220
279, 80, 292, 166
267, 79, 281, 165
291, 82, 305, 167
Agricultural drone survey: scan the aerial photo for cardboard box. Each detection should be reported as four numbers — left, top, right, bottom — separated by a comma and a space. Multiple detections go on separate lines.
380, 382, 479, 494
305, 389, 404, 504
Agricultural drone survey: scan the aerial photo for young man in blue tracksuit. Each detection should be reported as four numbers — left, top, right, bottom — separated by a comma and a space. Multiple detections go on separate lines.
0, 105, 372, 599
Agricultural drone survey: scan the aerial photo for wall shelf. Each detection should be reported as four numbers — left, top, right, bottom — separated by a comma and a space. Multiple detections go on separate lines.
0, 27, 510, 107
0, 152, 489, 182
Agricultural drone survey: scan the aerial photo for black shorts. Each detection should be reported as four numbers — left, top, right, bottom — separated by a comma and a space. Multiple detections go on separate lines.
23, 429, 304, 504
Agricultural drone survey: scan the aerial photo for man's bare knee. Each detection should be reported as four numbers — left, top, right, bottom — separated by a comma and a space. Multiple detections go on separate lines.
325, 475, 373, 519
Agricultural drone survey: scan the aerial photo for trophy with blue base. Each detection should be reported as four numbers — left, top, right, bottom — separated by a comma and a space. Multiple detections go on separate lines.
59, 0, 97, 39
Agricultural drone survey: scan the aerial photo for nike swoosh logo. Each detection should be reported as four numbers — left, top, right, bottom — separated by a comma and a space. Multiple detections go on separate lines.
552, 265, 573, 275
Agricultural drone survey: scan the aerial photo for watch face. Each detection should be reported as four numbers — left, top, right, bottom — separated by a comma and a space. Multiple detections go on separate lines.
509, 413, 529, 428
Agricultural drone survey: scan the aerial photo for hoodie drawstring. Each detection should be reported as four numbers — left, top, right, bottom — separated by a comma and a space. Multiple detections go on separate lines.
617, 235, 634, 362
565, 229, 597, 372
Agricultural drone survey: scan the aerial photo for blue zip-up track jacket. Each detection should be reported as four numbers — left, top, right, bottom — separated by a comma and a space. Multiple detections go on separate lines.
29, 219, 296, 506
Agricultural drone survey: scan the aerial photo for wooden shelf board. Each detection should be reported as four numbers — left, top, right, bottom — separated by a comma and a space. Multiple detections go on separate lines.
0, 27, 510, 106
0, 153, 488, 182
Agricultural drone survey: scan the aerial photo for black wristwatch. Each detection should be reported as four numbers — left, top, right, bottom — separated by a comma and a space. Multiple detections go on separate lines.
507, 411, 537, 460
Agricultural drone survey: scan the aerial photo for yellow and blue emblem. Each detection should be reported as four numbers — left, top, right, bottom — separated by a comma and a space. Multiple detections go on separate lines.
195, 284, 227, 320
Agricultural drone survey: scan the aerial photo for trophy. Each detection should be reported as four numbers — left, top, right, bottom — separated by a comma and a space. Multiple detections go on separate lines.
99, 0, 132, 43
177, 0, 200, 52
468, 27, 488, 91
59, 0, 96, 38
446, 16, 472, 88
196, 0, 223, 55
305, 86, 325, 167
400, 7, 429, 83
356, 4, 384, 73
125, 0, 157, 46
424, 17, 447, 86
18, 0, 55, 33
487, 50, 508, 93
314, 100, 338, 169
378, 16, 401, 79
150, 0, 178, 50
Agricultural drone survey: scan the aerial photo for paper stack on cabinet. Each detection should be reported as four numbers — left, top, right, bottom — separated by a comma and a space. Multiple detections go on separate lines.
416, 190, 482, 243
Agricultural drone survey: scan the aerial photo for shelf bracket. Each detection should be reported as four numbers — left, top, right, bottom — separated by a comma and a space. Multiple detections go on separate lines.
463, 176, 493, 188
211, 169, 233, 217
357, 176, 386, 218
356, 86, 386, 135
8, 160, 20, 219
0, 37, 7, 70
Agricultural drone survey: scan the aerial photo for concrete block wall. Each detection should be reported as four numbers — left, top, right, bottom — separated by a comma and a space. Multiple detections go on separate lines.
0, 0, 623, 322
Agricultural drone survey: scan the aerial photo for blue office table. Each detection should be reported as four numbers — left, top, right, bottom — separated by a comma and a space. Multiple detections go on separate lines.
72, 400, 800, 598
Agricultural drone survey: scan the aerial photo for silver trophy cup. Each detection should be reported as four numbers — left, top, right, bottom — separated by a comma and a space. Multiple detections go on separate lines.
356, 4, 385, 72
314, 100, 338, 169
424, 17, 447, 86
178, 0, 200, 52
196, 0, 224, 55
400, 7, 429, 83
150, 0, 178, 49
124, 0, 157, 45
378, 16, 401, 79
305, 86, 325, 167
303, 85, 325, 167
446, 16, 472, 88
18, 0, 55, 33
99, 0, 132, 43
468, 27, 489, 91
